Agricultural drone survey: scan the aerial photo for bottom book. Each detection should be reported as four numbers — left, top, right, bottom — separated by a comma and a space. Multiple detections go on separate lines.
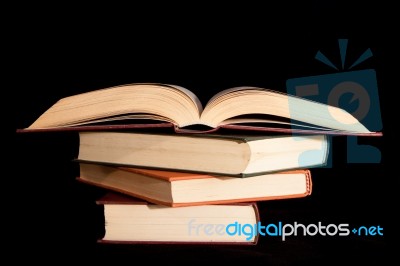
96, 192, 260, 245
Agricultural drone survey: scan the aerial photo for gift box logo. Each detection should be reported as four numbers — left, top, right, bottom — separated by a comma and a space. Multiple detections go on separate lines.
286, 39, 382, 166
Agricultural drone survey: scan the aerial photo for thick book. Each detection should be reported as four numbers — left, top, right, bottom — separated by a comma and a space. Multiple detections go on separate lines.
96, 192, 260, 245
78, 163, 312, 207
17, 83, 380, 136
76, 131, 329, 176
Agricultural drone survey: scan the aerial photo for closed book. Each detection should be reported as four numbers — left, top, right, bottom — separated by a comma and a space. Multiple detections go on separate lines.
78, 163, 312, 207
76, 131, 329, 176
96, 192, 260, 245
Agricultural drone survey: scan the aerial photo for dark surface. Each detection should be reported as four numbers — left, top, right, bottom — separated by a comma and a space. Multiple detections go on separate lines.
13, 2, 393, 265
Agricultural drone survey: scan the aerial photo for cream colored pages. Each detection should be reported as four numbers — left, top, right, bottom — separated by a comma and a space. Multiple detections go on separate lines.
27, 83, 201, 129
25, 83, 372, 134
200, 87, 370, 133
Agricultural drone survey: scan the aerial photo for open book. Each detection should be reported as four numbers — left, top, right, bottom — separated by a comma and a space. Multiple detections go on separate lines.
20, 83, 381, 135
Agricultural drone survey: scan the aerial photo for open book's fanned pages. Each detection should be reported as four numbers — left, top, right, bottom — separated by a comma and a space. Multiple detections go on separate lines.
96, 192, 260, 245
17, 83, 382, 136
78, 162, 312, 207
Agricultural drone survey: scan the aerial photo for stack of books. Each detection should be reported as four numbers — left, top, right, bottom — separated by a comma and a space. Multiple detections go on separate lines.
19, 83, 379, 245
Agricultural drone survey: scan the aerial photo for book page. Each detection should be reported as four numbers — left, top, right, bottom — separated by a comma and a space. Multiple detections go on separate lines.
205, 86, 261, 106
25, 83, 203, 129
200, 87, 370, 133
218, 118, 336, 131
168, 84, 204, 114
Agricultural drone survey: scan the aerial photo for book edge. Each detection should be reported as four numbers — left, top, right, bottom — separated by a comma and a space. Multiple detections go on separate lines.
96, 239, 258, 245
16, 123, 383, 136
76, 158, 321, 178
95, 195, 260, 245
78, 169, 312, 208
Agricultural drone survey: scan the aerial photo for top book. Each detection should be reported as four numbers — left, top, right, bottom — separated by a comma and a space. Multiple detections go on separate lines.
20, 83, 380, 136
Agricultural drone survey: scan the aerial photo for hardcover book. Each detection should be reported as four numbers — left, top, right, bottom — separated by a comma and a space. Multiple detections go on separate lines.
96, 192, 260, 244
78, 163, 312, 207
76, 132, 329, 176
17, 83, 380, 136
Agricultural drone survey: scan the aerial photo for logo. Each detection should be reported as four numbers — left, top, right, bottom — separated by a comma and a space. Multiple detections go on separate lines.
286, 39, 382, 165
187, 219, 384, 241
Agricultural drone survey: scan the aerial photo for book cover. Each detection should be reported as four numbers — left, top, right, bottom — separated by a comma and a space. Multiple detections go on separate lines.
15, 121, 383, 136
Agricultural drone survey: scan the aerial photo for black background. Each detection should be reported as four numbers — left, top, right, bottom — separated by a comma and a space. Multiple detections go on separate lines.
13, 2, 393, 265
